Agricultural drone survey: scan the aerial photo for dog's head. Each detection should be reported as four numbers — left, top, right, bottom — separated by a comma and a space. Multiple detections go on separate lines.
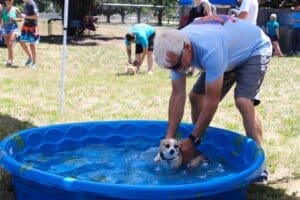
159, 138, 182, 160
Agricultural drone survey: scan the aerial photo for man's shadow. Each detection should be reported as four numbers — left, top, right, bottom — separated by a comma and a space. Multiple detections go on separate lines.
248, 177, 300, 200
0, 114, 35, 200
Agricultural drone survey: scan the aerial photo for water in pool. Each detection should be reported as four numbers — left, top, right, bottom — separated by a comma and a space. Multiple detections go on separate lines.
20, 137, 238, 185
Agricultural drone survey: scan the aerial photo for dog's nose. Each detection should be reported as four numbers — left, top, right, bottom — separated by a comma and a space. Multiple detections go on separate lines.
170, 149, 174, 155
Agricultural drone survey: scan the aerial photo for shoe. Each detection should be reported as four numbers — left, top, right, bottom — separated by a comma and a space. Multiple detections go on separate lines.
25, 58, 33, 66
252, 169, 268, 185
147, 70, 153, 75
6, 60, 13, 67
30, 63, 36, 69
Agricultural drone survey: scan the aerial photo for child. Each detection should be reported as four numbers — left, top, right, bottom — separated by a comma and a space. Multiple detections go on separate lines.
266, 13, 284, 57
19, 0, 40, 68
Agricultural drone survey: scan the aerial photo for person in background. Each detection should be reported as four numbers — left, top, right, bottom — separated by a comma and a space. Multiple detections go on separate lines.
236, 0, 258, 25
0, 0, 21, 67
19, 0, 40, 69
153, 15, 272, 184
266, 13, 284, 57
183, 0, 215, 28
125, 23, 156, 74
179, 0, 215, 75
292, 8, 300, 55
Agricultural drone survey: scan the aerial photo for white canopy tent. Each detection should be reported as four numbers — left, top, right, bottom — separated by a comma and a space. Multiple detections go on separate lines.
60, 0, 69, 113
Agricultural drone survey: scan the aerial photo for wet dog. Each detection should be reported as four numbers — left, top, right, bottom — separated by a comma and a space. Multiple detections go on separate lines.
154, 138, 207, 169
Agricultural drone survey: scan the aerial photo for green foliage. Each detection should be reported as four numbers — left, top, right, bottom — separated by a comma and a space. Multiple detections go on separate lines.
260, 0, 299, 8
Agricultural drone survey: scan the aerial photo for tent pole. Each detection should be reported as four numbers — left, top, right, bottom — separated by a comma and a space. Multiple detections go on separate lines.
60, 0, 69, 113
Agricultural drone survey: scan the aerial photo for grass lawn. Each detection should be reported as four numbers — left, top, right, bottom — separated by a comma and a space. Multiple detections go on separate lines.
0, 20, 299, 200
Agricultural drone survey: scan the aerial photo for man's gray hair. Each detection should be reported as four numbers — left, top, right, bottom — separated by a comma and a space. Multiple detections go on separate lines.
153, 30, 190, 68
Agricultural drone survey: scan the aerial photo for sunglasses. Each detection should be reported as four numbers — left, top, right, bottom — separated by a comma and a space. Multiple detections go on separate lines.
166, 49, 183, 70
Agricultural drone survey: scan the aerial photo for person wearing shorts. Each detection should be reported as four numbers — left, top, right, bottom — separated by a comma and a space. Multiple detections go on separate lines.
153, 15, 272, 184
0, 0, 20, 66
125, 23, 156, 74
19, 0, 39, 69
266, 13, 284, 57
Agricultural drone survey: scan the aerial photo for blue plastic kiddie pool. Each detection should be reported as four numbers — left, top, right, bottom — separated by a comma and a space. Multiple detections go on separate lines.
0, 120, 264, 200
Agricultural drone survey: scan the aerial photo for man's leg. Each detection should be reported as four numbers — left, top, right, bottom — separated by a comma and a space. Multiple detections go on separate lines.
235, 97, 262, 146
234, 55, 270, 184
147, 51, 153, 73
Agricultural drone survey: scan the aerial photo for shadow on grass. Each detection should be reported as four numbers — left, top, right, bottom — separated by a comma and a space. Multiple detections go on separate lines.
0, 114, 35, 140
248, 180, 300, 200
0, 114, 35, 200
40, 34, 124, 46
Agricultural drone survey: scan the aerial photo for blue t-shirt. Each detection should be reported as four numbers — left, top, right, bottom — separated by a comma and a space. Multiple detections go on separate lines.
171, 15, 272, 83
293, 12, 300, 29
125, 24, 155, 48
266, 21, 279, 36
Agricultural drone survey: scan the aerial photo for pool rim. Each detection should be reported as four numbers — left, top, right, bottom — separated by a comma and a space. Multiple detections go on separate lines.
0, 120, 265, 198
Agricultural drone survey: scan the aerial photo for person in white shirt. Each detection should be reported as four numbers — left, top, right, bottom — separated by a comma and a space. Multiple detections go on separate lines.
236, 0, 258, 25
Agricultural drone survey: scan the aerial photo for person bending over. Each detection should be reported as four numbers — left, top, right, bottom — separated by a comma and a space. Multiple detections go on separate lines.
125, 23, 155, 74
153, 15, 272, 184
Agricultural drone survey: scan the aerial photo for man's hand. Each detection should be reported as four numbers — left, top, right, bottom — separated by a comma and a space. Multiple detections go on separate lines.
133, 60, 140, 67
181, 138, 198, 164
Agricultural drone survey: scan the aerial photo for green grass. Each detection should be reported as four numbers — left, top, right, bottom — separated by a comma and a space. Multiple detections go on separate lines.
0, 21, 299, 199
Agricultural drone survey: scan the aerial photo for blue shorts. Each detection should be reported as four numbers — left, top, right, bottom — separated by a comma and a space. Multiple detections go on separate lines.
2, 23, 19, 35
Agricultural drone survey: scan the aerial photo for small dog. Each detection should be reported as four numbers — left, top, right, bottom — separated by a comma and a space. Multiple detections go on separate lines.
154, 138, 207, 169
126, 66, 138, 75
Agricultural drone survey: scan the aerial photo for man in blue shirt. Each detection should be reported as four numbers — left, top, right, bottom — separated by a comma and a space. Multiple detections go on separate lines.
125, 23, 156, 74
154, 15, 272, 184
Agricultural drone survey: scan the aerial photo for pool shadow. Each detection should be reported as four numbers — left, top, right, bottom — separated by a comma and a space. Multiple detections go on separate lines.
248, 179, 300, 200
0, 114, 35, 200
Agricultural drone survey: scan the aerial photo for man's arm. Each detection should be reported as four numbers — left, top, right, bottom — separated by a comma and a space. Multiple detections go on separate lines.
126, 45, 132, 64
181, 75, 223, 163
236, 11, 248, 19
136, 47, 148, 67
165, 76, 187, 138
190, 75, 223, 139
236, 0, 249, 19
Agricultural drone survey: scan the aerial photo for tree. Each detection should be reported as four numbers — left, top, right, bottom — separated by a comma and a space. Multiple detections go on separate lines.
260, 0, 298, 8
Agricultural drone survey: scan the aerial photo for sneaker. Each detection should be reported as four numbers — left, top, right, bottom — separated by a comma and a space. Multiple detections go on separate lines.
147, 70, 153, 75
30, 63, 36, 69
6, 60, 13, 67
25, 58, 33, 66
252, 169, 268, 185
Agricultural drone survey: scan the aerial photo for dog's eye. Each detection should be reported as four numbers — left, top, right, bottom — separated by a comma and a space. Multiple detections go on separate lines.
174, 144, 178, 148
165, 144, 170, 148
